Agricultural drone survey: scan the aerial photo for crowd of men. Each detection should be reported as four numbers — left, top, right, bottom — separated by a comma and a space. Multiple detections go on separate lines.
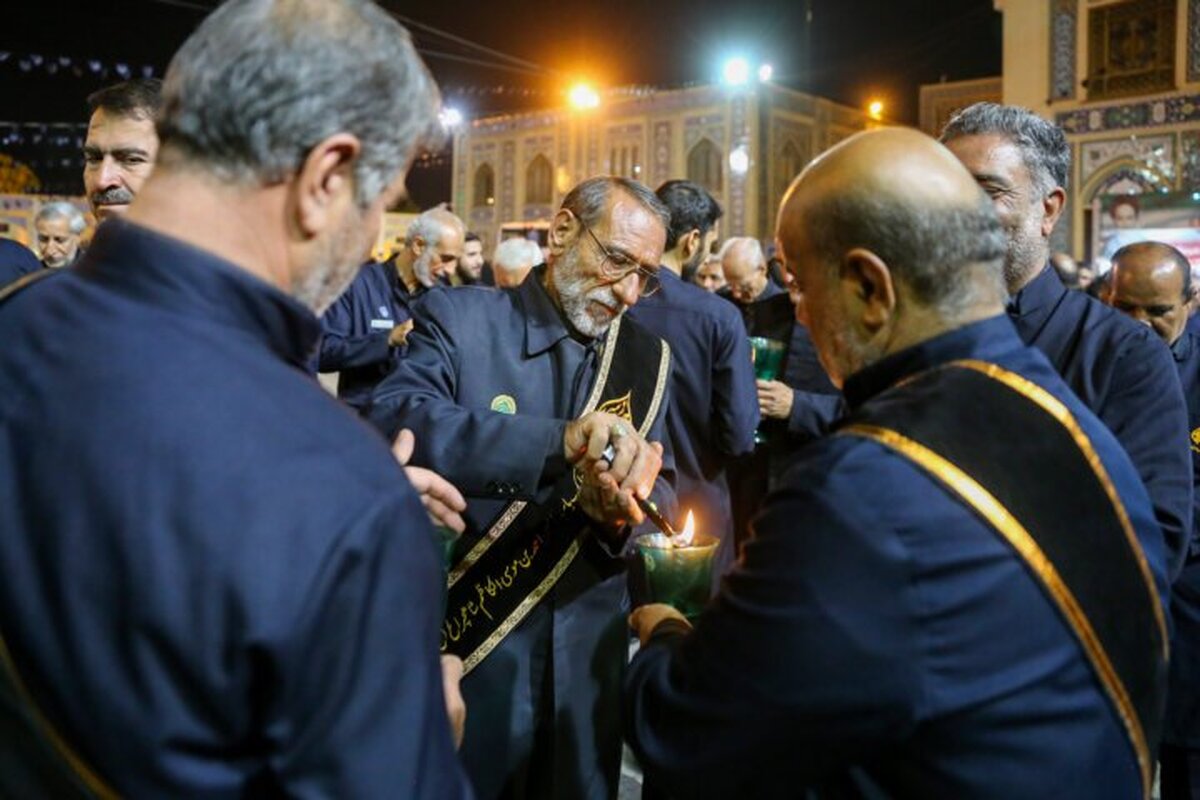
0, 1, 1197, 798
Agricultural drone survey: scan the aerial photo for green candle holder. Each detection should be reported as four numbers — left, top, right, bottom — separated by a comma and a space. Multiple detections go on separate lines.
433, 525, 460, 572
631, 532, 719, 619
749, 336, 786, 444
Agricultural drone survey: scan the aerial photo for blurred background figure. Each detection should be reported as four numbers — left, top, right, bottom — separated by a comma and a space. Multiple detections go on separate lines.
34, 202, 87, 270
693, 254, 726, 293
1050, 251, 1081, 289
454, 231, 492, 286
491, 237, 540, 288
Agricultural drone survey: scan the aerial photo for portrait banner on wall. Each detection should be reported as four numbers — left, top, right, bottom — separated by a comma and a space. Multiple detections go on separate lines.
1092, 191, 1200, 269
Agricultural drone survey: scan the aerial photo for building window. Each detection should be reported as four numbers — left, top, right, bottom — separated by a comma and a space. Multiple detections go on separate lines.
687, 139, 722, 192
473, 163, 495, 208
1086, 0, 1176, 101
777, 139, 805, 202
525, 155, 552, 205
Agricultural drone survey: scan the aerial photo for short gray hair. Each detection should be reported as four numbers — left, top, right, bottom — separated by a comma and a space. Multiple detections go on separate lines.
156, 0, 440, 207
560, 176, 671, 232
494, 238, 542, 272
805, 188, 1007, 316
939, 102, 1071, 193
405, 207, 464, 248
35, 201, 86, 235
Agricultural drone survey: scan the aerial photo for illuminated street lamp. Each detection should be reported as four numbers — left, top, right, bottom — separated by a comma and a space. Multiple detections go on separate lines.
439, 106, 463, 129
568, 83, 601, 110
729, 144, 750, 176
722, 57, 751, 87
867, 99, 885, 121
757, 63, 774, 83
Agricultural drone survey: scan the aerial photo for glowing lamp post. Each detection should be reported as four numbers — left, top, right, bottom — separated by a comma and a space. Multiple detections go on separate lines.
568, 83, 601, 110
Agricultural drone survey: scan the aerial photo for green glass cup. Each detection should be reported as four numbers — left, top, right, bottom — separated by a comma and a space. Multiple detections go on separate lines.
433, 525, 460, 572
630, 532, 720, 619
749, 336, 786, 444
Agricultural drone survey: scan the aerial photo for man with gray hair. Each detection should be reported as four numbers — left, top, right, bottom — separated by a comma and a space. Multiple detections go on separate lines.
491, 235, 540, 288
33, 201, 86, 269
941, 102, 1192, 579
0, 1, 471, 796
319, 205, 465, 414
369, 175, 675, 800
627, 126, 1169, 800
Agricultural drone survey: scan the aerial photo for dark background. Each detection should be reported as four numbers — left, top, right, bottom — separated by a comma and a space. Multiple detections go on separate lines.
0, 0, 1002, 206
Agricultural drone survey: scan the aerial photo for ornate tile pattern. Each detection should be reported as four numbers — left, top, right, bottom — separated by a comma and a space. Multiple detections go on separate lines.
1056, 94, 1200, 133
1050, 0, 1078, 101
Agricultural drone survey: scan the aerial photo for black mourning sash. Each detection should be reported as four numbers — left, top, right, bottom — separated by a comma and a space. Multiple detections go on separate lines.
441, 315, 671, 675
839, 359, 1167, 799
0, 269, 117, 798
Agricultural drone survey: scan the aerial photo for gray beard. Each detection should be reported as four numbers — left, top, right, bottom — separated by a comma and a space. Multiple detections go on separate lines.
551, 250, 623, 339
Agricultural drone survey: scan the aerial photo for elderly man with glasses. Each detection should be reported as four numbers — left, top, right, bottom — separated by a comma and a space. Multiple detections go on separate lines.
368, 175, 675, 800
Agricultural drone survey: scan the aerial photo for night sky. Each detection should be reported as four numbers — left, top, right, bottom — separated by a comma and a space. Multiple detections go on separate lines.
1, 0, 1001, 206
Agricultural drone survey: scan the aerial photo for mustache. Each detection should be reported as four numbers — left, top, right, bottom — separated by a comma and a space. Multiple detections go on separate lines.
91, 187, 135, 206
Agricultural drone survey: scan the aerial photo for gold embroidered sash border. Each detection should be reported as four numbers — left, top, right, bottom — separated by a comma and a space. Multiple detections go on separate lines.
447, 316, 626, 592
0, 631, 119, 799
840, 423, 1154, 800
946, 359, 1168, 653
452, 315, 671, 676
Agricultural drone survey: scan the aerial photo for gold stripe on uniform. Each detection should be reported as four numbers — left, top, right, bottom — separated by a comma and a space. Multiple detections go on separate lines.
841, 423, 1154, 800
0, 631, 121, 799
947, 359, 1168, 656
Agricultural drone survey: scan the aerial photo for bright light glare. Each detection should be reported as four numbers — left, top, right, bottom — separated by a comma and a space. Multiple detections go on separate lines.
722, 57, 751, 86
729, 145, 750, 176
758, 63, 774, 82
439, 107, 463, 128
868, 100, 884, 120
568, 83, 600, 110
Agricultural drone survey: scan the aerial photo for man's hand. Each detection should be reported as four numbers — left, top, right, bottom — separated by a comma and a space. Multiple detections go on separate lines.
387, 319, 414, 347
392, 429, 467, 534
629, 603, 691, 646
757, 379, 793, 420
565, 412, 663, 527
440, 654, 467, 749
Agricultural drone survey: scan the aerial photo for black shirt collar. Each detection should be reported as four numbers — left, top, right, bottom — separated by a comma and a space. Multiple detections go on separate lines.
80, 218, 320, 368
1007, 264, 1063, 318
519, 264, 611, 356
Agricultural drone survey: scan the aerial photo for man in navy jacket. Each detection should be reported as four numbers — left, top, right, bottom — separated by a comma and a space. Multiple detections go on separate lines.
626, 180, 758, 575
942, 102, 1192, 579
626, 126, 1169, 800
0, 2, 470, 796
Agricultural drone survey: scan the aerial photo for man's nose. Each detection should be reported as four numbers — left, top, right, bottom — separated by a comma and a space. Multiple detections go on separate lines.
612, 271, 641, 307
97, 157, 123, 188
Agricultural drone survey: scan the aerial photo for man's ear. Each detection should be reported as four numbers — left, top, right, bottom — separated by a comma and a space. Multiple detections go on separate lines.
547, 208, 576, 257
293, 133, 361, 238
679, 229, 701, 262
841, 247, 896, 333
1041, 186, 1067, 238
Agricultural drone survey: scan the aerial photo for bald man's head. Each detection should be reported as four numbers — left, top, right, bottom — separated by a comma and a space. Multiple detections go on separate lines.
1105, 241, 1194, 346
775, 128, 1006, 385
720, 237, 769, 304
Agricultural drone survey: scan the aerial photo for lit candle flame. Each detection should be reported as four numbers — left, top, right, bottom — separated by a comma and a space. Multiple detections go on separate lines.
678, 510, 696, 546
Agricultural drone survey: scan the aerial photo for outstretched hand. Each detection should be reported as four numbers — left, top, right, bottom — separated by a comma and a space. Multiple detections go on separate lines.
392, 428, 467, 534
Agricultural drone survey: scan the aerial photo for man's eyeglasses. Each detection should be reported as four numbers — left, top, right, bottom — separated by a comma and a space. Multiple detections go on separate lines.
577, 218, 660, 297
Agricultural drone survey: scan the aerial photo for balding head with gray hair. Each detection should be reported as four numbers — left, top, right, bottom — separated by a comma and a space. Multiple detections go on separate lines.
493, 237, 541, 288
35, 202, 86, 235
34, 201, 87, 268
156, 0, 439, 207
404, 207, 466, 288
